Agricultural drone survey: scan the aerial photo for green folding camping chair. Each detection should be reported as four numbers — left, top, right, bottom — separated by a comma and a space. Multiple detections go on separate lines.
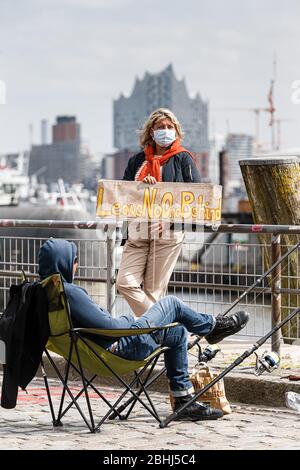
40, 273, 179, 433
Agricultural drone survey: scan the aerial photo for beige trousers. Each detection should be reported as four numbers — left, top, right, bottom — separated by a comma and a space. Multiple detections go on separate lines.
116, 230, 184, 317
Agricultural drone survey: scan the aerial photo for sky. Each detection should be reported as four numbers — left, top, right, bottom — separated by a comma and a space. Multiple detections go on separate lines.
0, 0, 300, 155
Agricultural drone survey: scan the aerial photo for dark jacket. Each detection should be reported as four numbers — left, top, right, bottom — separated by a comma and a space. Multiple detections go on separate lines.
0, 282, 49, 409
123, 150, 201, 183
38, 239, 136, 349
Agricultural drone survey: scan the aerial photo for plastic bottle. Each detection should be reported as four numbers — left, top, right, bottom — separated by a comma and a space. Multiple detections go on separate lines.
285, 391, 300, 413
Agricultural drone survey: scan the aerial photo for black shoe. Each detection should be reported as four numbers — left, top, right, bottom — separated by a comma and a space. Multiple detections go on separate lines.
205, 311, 249, 344
173, 394, 223, 421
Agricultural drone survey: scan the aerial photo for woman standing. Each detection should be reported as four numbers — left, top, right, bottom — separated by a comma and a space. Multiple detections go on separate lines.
116, 108, 201, 317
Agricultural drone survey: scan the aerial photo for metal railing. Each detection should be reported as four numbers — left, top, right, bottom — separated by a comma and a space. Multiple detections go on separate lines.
0, 220, 300, 356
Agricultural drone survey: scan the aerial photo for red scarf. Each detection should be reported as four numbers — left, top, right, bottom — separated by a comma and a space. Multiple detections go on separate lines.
136, 139, 193, 182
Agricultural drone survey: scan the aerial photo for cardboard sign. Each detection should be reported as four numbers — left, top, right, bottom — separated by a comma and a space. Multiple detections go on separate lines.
96, 180, 222, 222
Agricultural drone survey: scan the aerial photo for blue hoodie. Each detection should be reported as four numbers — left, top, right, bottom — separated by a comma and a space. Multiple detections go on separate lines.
38, 239, 135, 347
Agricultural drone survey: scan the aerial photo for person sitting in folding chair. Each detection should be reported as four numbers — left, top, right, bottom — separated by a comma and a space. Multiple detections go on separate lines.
38, 238, 249, 422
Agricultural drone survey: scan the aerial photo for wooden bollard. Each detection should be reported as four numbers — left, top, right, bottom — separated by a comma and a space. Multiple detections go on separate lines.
240, 156, 300, 343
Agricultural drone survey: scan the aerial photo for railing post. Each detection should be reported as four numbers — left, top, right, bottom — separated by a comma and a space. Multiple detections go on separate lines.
106, 226, 116, 317
271, 233, 281, 355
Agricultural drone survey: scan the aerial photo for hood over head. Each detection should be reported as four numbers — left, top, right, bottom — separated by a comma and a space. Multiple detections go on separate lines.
38, 238, 77, 283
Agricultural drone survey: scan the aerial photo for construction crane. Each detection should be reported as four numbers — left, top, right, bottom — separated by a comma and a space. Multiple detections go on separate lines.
212, 58, 279, 150
211, 107, 270, 147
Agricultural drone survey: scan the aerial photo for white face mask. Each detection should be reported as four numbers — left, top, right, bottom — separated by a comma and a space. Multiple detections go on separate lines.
152, 129, 176, 147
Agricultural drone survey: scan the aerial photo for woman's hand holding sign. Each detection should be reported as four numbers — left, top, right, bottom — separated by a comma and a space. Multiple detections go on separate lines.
143, 176, 157, 185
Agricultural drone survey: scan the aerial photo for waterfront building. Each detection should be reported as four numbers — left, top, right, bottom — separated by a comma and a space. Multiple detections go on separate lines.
29, 116, 85, 185
114, 64, 209, 153
225, 133, 254, 189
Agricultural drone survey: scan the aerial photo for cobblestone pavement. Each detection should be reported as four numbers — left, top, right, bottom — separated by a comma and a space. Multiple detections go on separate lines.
0, 378, 299, 450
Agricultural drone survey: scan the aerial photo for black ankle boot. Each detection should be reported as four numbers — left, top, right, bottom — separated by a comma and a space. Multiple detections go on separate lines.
205, 311, 249, 344
173, 394, 223, 421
